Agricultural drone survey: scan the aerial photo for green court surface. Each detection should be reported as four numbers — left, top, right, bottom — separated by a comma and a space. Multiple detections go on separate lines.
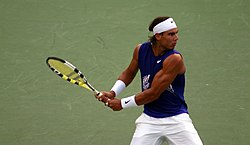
0, 0, 250, 144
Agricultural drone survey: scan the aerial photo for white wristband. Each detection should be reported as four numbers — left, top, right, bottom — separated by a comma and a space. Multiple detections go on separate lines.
111, 80, 126, 97
121, 95, 138, 109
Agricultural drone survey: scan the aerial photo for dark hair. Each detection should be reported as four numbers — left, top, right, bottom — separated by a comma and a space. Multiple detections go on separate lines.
148, 16, 170, 44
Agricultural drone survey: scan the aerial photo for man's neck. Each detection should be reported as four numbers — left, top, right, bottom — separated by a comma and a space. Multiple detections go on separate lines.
152, 44, 171, 56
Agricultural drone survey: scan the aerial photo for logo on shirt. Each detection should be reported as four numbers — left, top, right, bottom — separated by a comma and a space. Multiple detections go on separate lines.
157, 60, 161, 63
167, 84, 175, 93
143, 75, 150, 90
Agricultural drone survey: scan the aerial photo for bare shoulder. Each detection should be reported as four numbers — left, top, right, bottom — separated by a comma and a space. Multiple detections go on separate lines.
164, 53, 183, 64
134, 44, 142, 53
133, 44, 142, 60
163, 53, 185, 74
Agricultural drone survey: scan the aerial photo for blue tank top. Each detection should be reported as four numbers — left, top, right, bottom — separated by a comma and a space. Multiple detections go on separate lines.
138, 42, 188, 118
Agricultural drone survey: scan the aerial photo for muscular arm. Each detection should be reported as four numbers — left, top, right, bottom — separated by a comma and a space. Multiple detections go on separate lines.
117, 44, 140, 86
135, 53, 185, 105
107, 53, 186, 111
101, 45, 140, 98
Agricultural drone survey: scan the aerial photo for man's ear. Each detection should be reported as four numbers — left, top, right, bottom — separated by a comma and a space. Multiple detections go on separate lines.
155, 33, 162, 40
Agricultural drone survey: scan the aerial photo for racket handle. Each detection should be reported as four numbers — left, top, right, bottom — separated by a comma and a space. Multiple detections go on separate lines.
96, 92, 103, 97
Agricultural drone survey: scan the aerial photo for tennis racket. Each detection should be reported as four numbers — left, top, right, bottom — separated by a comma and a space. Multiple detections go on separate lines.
46, 57, 101, 96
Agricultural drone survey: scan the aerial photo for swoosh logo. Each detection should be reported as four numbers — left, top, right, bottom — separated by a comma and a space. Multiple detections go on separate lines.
125, 100, 131, 104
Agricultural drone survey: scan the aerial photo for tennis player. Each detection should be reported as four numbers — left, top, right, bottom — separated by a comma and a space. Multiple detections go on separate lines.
97, 16, 203, 145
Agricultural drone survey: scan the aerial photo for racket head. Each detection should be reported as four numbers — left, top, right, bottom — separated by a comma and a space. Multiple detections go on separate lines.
46, 57, 98, 93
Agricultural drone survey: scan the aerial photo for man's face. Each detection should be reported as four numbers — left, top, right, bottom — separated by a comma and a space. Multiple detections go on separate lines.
157, 28, 179, 50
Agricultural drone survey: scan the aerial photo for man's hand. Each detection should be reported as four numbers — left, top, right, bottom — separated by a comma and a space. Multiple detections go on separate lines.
106, 98, 123, 111
95, 91, 115, 102
95, 92, 122, 111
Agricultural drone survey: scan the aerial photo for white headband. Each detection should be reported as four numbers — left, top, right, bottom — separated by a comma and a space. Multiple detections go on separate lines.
153, 18, 177, 35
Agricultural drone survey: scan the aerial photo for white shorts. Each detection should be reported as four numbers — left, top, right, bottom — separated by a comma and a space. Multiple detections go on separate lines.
130, 113, 203, 145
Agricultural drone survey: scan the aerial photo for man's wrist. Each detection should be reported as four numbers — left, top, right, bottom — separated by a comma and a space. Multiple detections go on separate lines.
111, 80, 126, 97
109, 91, 116, 98
121, 95, 138, 109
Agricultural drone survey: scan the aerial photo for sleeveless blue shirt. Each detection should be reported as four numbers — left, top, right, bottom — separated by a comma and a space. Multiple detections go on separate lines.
138, 42, 188, 118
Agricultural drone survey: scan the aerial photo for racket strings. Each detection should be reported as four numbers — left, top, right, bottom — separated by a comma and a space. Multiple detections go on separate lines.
66, 71, 82, 81
46, 57, 98, 93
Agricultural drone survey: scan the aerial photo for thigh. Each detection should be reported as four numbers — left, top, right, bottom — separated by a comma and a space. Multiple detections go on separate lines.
130, 123, 165, 145
165, 114, 203, 145
167, 129, 203, 145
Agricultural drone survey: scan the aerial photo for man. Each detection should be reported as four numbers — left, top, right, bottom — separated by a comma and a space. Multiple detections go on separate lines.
97, 16, 203, 145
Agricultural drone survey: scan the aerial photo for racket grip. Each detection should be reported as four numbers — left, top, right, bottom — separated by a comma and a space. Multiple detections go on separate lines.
96, 92, 103, 97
